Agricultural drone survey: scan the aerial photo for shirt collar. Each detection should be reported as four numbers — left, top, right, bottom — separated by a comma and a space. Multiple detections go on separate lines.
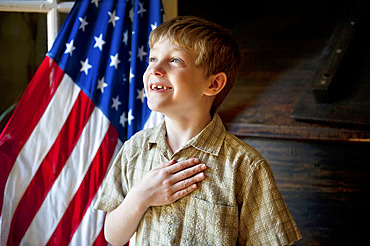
148, 118, 167, 152
147, 114, 226, 156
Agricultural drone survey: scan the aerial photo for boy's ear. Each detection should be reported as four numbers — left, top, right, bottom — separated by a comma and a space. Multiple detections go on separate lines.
204, 72, 227, 96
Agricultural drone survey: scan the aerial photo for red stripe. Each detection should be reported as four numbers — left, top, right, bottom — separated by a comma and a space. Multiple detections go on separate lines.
0, 57, 64, 213
7, 91, 95, 246
92, 230, 129, 246
46, 124, 118, 246
93, 228, 108, 246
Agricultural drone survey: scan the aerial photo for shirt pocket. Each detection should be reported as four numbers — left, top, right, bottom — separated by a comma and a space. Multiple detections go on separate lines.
182, 196, 239, 246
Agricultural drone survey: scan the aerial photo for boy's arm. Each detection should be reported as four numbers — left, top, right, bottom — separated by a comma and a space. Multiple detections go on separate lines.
104, 158, 207, 246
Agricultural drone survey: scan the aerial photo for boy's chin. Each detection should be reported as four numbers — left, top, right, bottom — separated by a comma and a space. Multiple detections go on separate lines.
147, 103, 164, 113
147, 103, 175, 118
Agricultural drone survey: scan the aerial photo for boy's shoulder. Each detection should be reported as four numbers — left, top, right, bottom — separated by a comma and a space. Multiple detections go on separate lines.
222, 130, 268, 167
224, 131, 262, 155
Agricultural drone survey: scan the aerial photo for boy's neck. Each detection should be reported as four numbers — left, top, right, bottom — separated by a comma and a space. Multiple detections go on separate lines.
164, 112, 212, 153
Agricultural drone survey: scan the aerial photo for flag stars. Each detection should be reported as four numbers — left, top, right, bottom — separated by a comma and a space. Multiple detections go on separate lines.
79, 16, 89, 32
57, 3, 161, 137
65, 39, 75, 56
137, 45, 147, 62
110, 53, 121, 69
120, 112, 128, 127
151, 22, 158, 31
94, 34, 106, 51
128, 109, 135, 125
122, 30, 128, 46
136, 88, 146, 103
111, 95, 122, 110
108, 10, 120, 27
129, 7, 134, 23
80, 58, 92, 75
137, 2, 147, 17
91, 0, 101, 8
97, 77, 108, 93
129, 70, 135, 83
119, 110, 135, 127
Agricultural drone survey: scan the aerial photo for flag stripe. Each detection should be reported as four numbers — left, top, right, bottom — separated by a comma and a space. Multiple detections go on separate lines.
93, 229, 107, 246
0, 57, 64, 213
1, 72, 81, 245
7, 90, 95, 245
69, 140, 122, 246
47, 124, 118, 246
70, 199, 106, 246
21, 106, 111, 245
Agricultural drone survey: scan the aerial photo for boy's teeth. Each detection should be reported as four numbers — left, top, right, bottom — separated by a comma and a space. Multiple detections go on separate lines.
151, 85, 171, 90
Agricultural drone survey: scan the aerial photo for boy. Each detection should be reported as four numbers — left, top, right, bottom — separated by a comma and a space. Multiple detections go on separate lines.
94, 16, 302, 245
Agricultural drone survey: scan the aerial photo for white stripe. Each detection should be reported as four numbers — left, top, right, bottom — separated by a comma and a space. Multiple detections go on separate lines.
70, 203, 106, 246
143, 111, 163, 129
20, 107, 111, 245
69, 140, 122, 246
0, 74, 80, 245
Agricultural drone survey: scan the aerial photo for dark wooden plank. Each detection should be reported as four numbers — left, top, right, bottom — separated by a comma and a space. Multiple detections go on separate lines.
223, 121, 370, 142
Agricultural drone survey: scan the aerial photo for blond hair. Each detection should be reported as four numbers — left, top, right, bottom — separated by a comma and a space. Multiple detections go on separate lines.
149, 16, 241, 114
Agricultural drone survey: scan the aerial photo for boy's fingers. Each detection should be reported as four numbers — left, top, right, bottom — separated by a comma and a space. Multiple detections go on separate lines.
173, 172, 206, 191
169, 158, 200, 173
172, 184, 198, 201
172, 163, 207, 183
154, 159, 176, 169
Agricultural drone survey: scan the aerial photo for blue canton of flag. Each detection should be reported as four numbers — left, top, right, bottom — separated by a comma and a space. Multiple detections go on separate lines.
49, 0, 163, 141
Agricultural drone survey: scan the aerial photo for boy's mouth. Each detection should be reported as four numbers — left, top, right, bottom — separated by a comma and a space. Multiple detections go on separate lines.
150, 84, 173, 91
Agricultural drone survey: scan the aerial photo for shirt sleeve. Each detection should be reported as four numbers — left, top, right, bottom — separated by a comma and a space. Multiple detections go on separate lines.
94, 143, 128, 212
238, 160, 302, 245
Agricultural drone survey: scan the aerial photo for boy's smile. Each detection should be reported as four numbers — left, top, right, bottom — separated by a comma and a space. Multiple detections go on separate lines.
150, 84, 173, 91
143, 38, 213, 117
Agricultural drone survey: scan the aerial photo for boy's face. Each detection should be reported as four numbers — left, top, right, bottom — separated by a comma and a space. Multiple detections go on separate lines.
143, 38, 212, 116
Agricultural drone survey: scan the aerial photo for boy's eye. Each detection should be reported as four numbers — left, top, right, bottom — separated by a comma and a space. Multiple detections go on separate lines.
171, 58, 183, 64
148, 57, 157, 63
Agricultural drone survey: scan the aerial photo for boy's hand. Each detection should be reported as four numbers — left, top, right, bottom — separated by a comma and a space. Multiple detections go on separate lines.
131, 158, 207, 209
104, 158, 205, 245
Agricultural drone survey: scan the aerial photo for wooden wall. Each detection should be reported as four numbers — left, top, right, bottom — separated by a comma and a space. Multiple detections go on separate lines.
178, 0, 370, 244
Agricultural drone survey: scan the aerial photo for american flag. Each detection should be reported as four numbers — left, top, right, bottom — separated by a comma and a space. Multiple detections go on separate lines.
0, 0, 162, 245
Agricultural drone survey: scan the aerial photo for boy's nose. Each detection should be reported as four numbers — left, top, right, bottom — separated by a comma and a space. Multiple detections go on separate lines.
152, 70, 163, 76
150, 63, 165, 77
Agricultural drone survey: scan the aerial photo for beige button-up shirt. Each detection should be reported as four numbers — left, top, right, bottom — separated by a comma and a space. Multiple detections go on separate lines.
94, 114, 302, 245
